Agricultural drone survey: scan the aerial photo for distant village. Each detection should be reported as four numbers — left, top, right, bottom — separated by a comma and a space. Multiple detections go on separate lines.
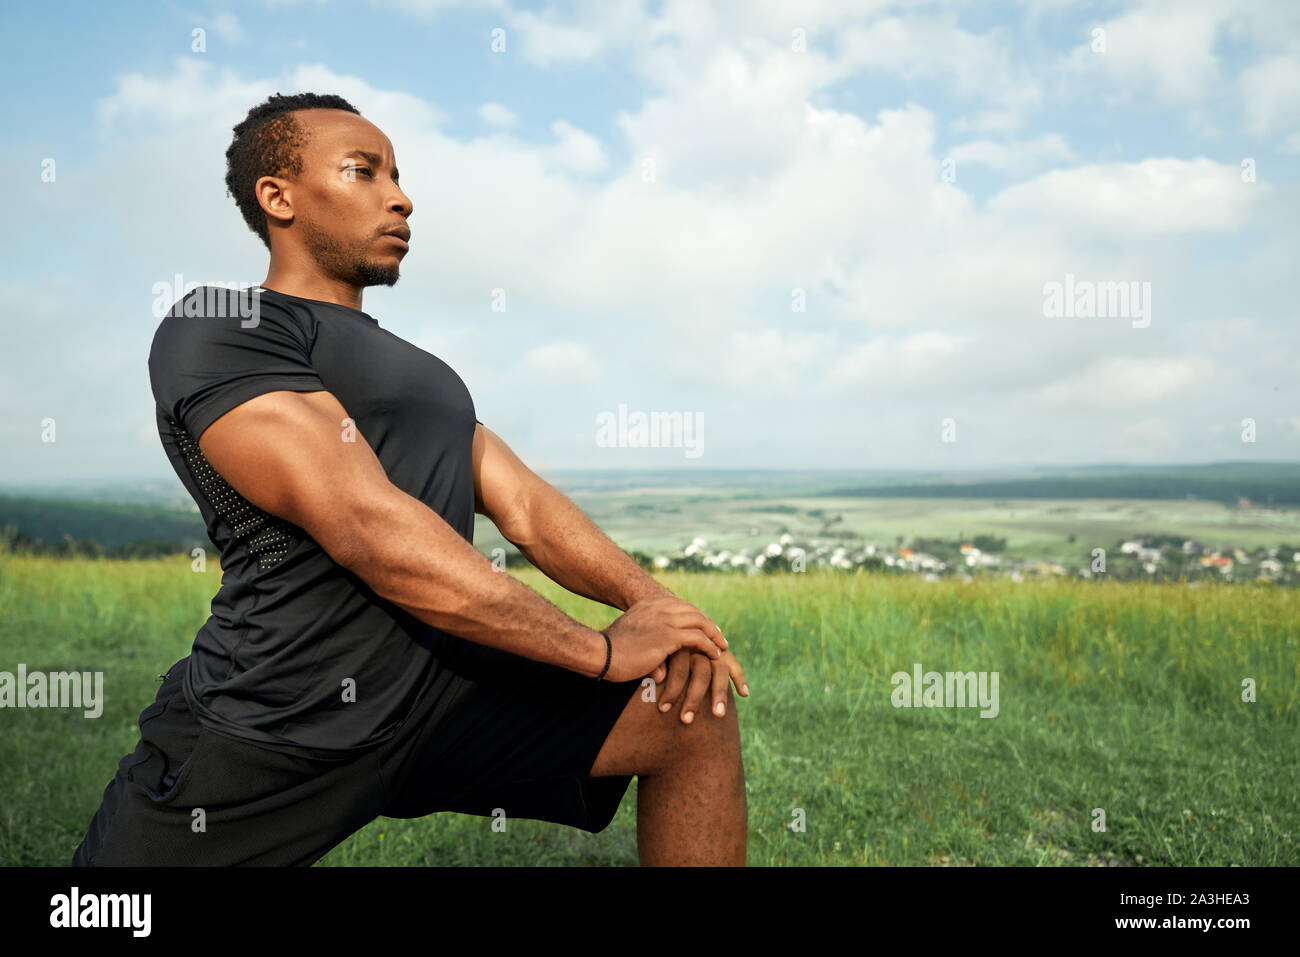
633, 533, 1300, 586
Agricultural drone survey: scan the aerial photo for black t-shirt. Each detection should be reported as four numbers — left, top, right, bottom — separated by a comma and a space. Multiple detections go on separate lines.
149, 284, 482, 758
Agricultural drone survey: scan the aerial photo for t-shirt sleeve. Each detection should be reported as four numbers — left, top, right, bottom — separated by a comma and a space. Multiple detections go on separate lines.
148, 294, 325, 442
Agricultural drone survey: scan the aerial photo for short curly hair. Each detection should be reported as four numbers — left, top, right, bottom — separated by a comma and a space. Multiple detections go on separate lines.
224, 92, 361, 251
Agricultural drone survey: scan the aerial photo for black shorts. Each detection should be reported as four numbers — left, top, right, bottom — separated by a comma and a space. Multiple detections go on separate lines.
71, 646, 645, 866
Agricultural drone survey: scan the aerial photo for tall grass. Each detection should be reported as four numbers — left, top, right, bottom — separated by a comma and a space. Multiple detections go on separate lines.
1, 546, 1294, 865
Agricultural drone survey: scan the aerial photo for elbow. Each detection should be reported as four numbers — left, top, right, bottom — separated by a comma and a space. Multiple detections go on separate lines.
305, 491, 394, 574
497, 483, 544, 552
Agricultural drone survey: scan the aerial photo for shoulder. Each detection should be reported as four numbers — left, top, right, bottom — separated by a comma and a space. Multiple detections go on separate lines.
153, 283, 301, 327
149, 285, 304, 357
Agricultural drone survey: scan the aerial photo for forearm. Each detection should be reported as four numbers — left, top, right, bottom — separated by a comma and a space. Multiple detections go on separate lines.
335, 487, 608, 677
508, 481, 675, 612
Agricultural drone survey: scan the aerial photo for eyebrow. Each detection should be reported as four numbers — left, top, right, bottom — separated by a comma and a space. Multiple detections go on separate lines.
342, 149, 398, 181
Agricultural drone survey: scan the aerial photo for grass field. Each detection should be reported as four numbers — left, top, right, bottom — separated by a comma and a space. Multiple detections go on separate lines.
1, 546, 1295, 866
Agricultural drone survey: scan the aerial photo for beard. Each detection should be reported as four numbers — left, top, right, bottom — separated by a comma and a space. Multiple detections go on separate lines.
299, 214, 401, 288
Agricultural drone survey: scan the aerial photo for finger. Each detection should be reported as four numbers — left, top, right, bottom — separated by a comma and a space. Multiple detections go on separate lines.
680, 627, 722, 660
709, 653, 732, 716
658, 650, 691, 714
661, 604, 724, 642
725, 652, 749, 697
680, 652, 712, 725
668, 613, 727, 651
651, 661, 667, 684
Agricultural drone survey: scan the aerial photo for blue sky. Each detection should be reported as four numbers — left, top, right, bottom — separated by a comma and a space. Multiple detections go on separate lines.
2, 0, 1298, 484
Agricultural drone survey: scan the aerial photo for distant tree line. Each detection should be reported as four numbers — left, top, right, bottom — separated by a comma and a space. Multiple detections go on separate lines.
822, 467, 1300, 506
0, 524, 195, 560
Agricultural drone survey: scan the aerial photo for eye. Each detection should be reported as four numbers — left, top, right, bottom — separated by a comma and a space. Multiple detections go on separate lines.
343, 165, 373, 178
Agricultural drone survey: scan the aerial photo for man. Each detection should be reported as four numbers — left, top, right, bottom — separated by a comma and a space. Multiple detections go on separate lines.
71, 91, 748, 867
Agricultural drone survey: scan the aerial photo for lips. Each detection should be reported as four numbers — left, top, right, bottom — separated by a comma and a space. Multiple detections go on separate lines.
382, 225, 411, 244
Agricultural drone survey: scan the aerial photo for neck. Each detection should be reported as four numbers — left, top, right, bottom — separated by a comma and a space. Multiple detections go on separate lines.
261, 260, 363, 312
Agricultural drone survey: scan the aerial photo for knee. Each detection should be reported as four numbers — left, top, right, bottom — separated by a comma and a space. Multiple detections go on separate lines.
665, 685, 740, 760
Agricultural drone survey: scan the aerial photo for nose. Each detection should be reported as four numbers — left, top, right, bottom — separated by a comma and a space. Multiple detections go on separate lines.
388, 184, 413, 219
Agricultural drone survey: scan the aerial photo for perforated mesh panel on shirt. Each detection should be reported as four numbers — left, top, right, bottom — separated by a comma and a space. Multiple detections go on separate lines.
170, 418, 300, 570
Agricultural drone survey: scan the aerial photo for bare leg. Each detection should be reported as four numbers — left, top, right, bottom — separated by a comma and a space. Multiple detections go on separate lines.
588, 684, 746, 865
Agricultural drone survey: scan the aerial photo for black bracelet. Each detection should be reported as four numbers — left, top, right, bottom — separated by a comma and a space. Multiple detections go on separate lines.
596, 630, 612, 681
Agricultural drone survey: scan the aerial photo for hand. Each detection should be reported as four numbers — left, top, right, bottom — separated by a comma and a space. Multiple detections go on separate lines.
635, 592, 718, 680
652, 648, 748, 723
600, 597, 728, 683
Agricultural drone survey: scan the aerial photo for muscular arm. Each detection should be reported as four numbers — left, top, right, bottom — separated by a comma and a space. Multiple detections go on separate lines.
195, 390, 721, 679
471, 423, 674, 612
471, 423, 748, 712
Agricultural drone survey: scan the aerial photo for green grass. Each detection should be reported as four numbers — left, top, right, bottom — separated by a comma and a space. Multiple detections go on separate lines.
1, 546, 1295, 866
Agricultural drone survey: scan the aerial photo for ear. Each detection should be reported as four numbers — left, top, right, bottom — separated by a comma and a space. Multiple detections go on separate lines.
256, 175, 295, 228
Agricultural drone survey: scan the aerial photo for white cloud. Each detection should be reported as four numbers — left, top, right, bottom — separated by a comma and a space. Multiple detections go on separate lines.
522, 342, 597, 385
951, 109, 1025, 136
1057, 0, 1231, 105
1239, 55, 1300, 136
714, 328, 836, 395
381, 0, 506, 15
479, 102, 518, 127
835, 13, 1043, 118
209, 12, 245, 44
95, 56, 267, 133
949, 134, 1074, 173
986, 157, 1263, 236
506, 0, 649, 67
8, 2, 1300, 478
1115, 417, 1182, 455
822, 331, 973, 394
614, 43, 829, 189
1033, 355, 1215, 408
543, 120, 607, 174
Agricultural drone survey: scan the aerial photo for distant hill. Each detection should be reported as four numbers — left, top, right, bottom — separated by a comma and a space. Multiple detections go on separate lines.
0, 495, 207, 557
2, 462, 1298, 558
819, 462, 1300, 505
11, 462, 1298, 506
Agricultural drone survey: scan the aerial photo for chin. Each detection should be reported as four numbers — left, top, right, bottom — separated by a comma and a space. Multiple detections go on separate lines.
356, 262, 400, 287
